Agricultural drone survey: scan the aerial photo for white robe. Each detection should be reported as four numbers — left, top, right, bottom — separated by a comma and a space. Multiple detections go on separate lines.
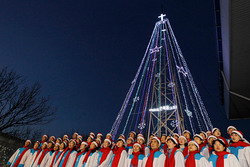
228, 146, 250, 167
97, 150, 113, 167
173, 151, 185, 167
45, 151, 59, 167
52, 150, 64, 167
83, 151, 99, 167
144, 146, 150, 157
143, 150, 166, 167
125, 153, 145, 167
74, 152, 87, 167
110, 150, 127, 167
40, 151, 54, 167
24, 149, 39, 167
8, 148, 31, 167
185, 153, 211, 167
208, 152, 241, 167
200, 146, 210, 159
31, 149, 48, 167
56, 150, 77, 167
126, 146, 133, 156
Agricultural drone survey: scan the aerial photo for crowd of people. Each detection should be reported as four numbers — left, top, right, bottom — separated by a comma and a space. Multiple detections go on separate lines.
7, 125, 250, 167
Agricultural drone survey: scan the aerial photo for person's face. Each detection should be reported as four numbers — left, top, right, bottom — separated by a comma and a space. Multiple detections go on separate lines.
116, 141, 124, 148
133, 145, 140, 152
208, 138, 215, 146
54, 145, 59, 151
213, 141, 225, 152
68, 141, 75, 149
87, 137, 93, 143
106, 135, 112, 140
149, 135, 154, 141
41, 143, 47, 149
72, 133, 77, 139
179, 137, 186, 145
76, 139, 81, 144
127, 139, 132, 145
49, 136, 55, 141
167, 140, 176, 149
231, 133, 241, 143
184, 133, 191, 139
161, 136, 167, 143
206, 131, 212, 137
213, 129, 221, 137
25, 141, 31, 147
48, 143, 53, 149
42, 136, 47, 141
188, 143, 198, 152
173, 135, 179, 140
90, 142, 96, 150
103, 140, 111, 148
34, 143, 39, 149
194, 137, 202, 144
200, 133, 206, 140
59, 143, 65, 150
228, 128, 235, 135
80, 144, 87, 150
56, 139, 61, 144
150, 139, 160, 150
63, 135, 68, 140
129, 133, 135, 138
137, 138, 144, 145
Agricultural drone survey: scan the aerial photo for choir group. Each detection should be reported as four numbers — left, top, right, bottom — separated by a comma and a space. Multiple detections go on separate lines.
7, 126, 250, 167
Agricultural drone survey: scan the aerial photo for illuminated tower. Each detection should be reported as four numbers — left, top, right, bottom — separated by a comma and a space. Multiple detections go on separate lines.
110, 14, 213, 140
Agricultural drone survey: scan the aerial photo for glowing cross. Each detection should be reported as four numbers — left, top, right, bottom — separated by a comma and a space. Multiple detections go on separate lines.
158, 14, 166, 21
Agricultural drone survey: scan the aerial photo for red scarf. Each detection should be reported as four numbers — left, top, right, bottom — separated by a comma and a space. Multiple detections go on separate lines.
140, 144, 146, 155
37, 148, 50, 165
198, 143, 206, 152
72, 150, 86, 167
33, 149, 42, 163
12, 146, 29, 167
208, 146, 213, 153
165, 147, 178, 167
145, 149, 159, 167
111, 147, 125, 167
230, 141, 250, 147
131, 151, 141, 167
163, 144, 168, 154
62, 148, 74, 167
54, 149, 67, 166
185, 151, 200, 167
182, 146, 189, 157
82, 149, 95, 164
215, 151, 230, 167
49, 151, 59, 167
99, 147, 111, 165
127, 143, 134, 147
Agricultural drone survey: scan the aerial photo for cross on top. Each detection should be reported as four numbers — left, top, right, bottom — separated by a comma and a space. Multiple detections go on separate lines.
158, 14, 166, 21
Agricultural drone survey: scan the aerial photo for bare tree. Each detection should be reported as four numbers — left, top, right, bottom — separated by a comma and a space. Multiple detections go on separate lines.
0, 67, 55, 133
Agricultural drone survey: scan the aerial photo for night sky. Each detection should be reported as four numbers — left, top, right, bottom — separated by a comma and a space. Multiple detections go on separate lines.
1, 0, 249, 139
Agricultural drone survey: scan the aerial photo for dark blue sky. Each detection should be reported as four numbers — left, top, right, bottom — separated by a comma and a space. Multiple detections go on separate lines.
1, 0, 249, 138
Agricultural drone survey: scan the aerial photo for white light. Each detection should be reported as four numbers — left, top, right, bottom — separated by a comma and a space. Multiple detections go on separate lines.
158, 14, 166, 21
149, 105, 177, 112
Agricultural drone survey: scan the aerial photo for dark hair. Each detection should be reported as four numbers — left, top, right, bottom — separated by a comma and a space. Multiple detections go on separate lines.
212, 139, 227, 151
167, 138, 180, 148
117, 139, 125, 146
